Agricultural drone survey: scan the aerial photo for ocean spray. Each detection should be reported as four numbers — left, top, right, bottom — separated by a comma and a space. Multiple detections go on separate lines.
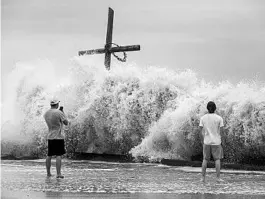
1, 56, 265, 162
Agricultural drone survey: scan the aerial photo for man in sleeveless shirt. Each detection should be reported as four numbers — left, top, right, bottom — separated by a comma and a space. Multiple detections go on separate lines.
199, 101, 224, 182
44, 99, 69, 178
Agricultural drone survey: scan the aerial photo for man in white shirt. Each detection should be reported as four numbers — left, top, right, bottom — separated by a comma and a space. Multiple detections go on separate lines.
199, 101, 224, 182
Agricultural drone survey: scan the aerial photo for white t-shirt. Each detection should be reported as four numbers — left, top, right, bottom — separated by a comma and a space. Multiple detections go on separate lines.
199, 113, 224, 145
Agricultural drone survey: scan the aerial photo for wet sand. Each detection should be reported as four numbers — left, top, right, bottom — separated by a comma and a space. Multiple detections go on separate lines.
2, 189, 265, 199
1, 159, 265, 199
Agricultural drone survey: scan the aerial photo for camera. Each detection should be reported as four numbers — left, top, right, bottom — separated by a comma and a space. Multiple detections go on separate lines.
59, 106, 64, 112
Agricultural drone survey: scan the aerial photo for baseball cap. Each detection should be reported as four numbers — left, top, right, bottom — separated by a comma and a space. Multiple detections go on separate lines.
50, 99, 60, 105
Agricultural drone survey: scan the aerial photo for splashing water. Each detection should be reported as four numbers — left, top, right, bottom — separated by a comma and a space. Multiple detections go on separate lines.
1, 57, 265, 162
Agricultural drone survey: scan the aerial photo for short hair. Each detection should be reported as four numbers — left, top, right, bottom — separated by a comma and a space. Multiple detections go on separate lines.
207, 101, 216, 113
51, 103, 59, 108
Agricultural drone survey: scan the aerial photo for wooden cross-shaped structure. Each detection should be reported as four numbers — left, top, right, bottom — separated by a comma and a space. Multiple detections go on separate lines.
78, 7, 140, 70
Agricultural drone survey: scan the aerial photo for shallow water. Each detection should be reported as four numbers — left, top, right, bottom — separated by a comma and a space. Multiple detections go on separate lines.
1, 160, 265, 198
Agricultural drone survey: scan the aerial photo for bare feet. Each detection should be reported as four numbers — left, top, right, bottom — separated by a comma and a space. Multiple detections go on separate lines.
216, 178, 225, 183
201, 177, 206, 183
56, 175, 64, 179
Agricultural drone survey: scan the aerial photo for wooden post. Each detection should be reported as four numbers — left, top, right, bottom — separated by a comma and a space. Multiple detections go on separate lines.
104, 7, 114, 70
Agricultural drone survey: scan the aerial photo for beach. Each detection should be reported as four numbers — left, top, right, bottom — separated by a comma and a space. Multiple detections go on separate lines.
1, 159, 265, 199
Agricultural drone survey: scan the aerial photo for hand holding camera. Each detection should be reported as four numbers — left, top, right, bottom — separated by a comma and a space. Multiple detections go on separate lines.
59, 106, 64, 112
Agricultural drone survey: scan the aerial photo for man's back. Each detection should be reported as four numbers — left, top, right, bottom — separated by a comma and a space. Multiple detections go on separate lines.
199, 113, 224, 145
44, 109, 67, 139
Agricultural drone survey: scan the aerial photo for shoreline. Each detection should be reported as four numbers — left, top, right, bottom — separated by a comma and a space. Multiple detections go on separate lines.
1, 152, 265, 171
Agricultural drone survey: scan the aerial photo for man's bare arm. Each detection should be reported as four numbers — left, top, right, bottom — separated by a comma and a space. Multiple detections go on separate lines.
199, 126, 204, 144
60, 112, 69, 125
220, 126, 224, 143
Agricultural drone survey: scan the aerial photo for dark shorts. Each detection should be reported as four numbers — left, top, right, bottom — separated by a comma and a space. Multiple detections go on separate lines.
48, 139, 66, 156
203, 144, 223, 161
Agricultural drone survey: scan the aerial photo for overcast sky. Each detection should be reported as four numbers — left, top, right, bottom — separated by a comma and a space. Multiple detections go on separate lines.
2, 0, 265, 85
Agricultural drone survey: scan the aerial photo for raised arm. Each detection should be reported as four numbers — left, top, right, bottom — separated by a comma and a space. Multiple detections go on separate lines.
59, 111, 69, 125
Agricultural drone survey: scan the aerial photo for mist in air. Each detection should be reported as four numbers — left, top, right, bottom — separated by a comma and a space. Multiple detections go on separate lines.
1, 56, 265, 161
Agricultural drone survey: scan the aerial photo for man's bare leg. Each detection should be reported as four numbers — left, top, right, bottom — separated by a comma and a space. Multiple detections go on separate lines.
56, 156, 64, 178
215, 159, 223, 181
201, 159, 207, 182
46, 156, 52, 177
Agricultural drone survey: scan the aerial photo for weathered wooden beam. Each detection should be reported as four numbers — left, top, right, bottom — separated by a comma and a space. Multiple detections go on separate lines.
78, 45, 140, 56
109, 45, 140, 53
104, 7, 114, 70
78, 48, 105, 56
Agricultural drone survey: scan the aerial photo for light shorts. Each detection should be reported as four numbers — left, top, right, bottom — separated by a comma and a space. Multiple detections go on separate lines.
203, 144, 223, 161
